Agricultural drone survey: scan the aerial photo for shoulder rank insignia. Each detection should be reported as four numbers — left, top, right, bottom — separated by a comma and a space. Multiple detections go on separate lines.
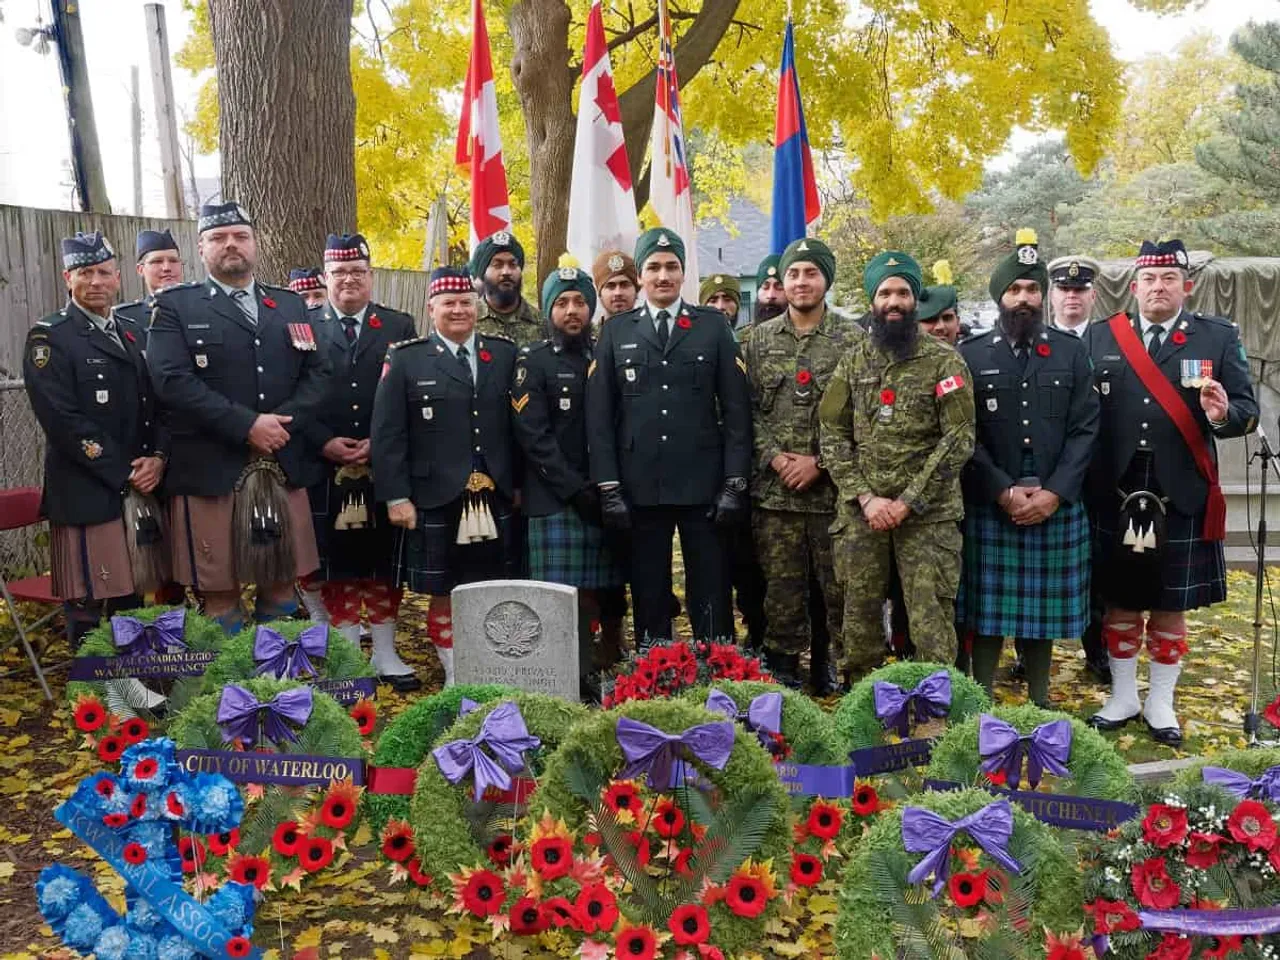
287, 323, 316, 351
587, 359, 597, 378
735, 356, 748, 375
511, 393, 530, 414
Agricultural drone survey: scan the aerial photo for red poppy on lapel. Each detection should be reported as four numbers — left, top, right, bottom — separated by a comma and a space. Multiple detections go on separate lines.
261, 296, 277, 309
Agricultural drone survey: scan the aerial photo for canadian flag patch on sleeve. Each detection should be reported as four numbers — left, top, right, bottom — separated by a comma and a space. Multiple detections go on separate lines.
935, 374, 966, 397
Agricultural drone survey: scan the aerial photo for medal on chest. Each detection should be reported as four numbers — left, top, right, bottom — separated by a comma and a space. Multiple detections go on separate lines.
1179, 358, 1213, 388
878, 387, 896, 422
287, 323, 317, 351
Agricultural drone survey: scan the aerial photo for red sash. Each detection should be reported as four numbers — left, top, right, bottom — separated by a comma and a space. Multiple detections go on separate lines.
1107, 312, 1225, 541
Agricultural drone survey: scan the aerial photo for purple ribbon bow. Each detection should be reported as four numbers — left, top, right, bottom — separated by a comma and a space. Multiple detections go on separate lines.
432, 701, 541, 797
216, 685, 314, 747
253, 624, 327, 680
978, 714, 1073, 790
705, 688, 783, 751
111, 608, 187, 656
458, 697, 480, 717
903, 799, 1023, 894
1201, 765, 1280, 802
873, 670, 952, 737
616, 716, 735, 790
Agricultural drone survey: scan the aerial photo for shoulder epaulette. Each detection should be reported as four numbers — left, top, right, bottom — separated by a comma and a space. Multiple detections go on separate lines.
158, 281, 202, 293
33, 311, 68, 329
117, 298, 145, 309
388, 336, 429, 352
1192, 312, 1234, 328
482, 332, 516, 345
519, 339, 552, 356
260, 281, 293, 294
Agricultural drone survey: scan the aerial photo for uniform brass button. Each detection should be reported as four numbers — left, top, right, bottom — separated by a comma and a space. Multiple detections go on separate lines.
662, 410, 668, 416
1023, 437, 1031, 444
1021, 381, 1029, 389
352, 404, 359, 411
257, 365, 264, 373
1143, 398, 1151, 405
1140, 439, 1148, 446
1022, 419, 1029, 426
351, 382, 358, 388
1022, 401, 1028, 407
661, 360, 668, 366
259, 393, 265, 400
255, 339, 261, 346
474, 445, 481, 452
195, 339, 204, 346
97, 374, 104, 380
1141, 422, 1148, 429
474, 427, 480, 434
662, 384, 669, 390
660, 435, 667, 441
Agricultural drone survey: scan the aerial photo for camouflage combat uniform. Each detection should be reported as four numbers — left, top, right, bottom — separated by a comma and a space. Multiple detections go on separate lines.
476, 297, 543, 348
742, 310, 860, 662
818, 333, 975, 677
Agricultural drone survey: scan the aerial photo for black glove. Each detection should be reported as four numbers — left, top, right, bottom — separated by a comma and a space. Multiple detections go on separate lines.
707, 478, 749, 529
599, 485, 632, 532
571, 486, 602, 525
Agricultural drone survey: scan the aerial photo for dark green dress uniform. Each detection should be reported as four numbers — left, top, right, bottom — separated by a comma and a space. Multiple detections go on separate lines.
586, 299, 753, 642
371, 329, 520, 594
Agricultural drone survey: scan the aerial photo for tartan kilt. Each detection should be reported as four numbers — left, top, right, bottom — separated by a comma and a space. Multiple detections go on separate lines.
958, 499, 1091, 640
308, 477, 396, 582
392, 494, 520, 596
527, 508, 624, 589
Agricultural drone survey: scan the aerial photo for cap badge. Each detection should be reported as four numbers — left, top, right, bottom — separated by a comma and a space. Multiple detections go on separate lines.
235, 205, 250, 222
1175, 248, 1189, 267
657, 234, 671, 247
714, 275, 724, 283
102, 238, 114, 256
492, 230, 511, 245
797, 241, 809, 252
1068, 261, 1079, 278
1017, 245, 1039, 265
607, 254, 625, 272
885, 257, 900, 266
766, 266, 777, 276
359, 242, 369, 257
558, 267, 577, 280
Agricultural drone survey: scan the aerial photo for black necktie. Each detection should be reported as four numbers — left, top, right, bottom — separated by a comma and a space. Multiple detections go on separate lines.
457, 345, 474, 386
1015, 341, 1030, 373
1148, 325, 1164, 360
656, 309, 670, 348
341, 316, 358, 345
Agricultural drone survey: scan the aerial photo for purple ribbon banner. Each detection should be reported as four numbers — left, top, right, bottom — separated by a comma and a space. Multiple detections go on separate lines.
776, 763, 856, 797
68, 650, 218, 681
848, 738, 936, 777
314, 677, 377, 705
925, 779, 1139, 832
1138, 907, 1280, 937
176, 748, 365, 786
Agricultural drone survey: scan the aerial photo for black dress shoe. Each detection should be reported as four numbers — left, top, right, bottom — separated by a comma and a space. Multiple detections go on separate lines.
1144, 718, 1183, 747
1086, 711, 1140, 731
379, 672, 422, 693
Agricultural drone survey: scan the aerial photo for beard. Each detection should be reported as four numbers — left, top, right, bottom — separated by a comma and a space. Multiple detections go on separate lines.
754, 300, 787, 323
998, 303, 1045, 346
551, 320, 591, 352
483, 276, 522, 312
869, 305, 921, 361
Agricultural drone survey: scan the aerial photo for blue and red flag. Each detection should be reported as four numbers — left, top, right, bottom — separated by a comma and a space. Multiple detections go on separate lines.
770, 18, 821, 255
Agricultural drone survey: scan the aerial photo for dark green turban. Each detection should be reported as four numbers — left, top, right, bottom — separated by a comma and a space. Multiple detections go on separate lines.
699, 273, 741, 305
634, 227, 685, 271
989, 228, 1048, 302
862, 250, 922, 301
755, 254, 781, 289
780, 237, 836, 290
540, 262, 598, 318
470, 230, 525, 278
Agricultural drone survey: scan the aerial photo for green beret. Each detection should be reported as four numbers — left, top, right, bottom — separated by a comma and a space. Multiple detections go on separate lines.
989, 229, 1049, 302
755, 255, 781, 289
862, 250, 922, 301
470, 230, 525, 278
634, 227, 685, 271
540, 264, 597, 318
779, 237, 836, 290
918, 285, 958, 321
699, 273, 741, 305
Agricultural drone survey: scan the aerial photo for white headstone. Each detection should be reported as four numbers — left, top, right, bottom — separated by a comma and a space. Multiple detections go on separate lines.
451, 579, 579, 698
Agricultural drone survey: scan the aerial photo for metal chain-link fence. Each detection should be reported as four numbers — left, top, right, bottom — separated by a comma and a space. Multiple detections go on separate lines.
0, 381, 48, 577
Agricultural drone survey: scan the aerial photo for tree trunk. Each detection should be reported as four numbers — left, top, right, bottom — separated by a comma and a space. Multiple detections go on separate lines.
508, 0, 577, 287
208, 0, 356, 284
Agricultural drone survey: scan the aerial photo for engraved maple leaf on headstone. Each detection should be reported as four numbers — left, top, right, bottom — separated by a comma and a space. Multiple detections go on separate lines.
484, 602, 541, 659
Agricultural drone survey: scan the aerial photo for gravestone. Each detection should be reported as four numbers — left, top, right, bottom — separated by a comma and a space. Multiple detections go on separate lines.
451, 579, 579, 698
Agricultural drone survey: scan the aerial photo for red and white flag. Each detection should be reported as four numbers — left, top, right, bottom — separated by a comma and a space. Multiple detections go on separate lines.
647, 0, 700, 302
455, 0, 511, 250
567, 0, 638, 269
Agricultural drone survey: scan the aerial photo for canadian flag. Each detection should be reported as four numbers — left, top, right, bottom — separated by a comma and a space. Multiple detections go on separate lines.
455, 0, 512, 249
567, 0, 638, 269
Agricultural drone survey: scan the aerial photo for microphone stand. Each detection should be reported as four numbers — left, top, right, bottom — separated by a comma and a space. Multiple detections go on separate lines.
1245, 425, 1280, 746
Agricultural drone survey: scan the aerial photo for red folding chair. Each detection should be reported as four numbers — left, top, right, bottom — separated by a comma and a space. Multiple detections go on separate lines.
0, 487, 56, 700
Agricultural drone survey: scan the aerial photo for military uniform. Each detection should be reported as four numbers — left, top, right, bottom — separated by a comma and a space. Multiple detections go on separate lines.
113, 297, 156, 331
819, 332, 975, 676
476, 296, 542, 348
742, 309, 858, 671
372, 328, 520, 594
586, 298, 752, 642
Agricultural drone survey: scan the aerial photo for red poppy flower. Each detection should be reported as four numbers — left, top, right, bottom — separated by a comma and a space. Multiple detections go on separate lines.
1036, 343, 1051, 357
368, 314, 382, 329
134, 757, 159, 780
542, 896, 579, 930
1086, 898, 1141, 936
349, 700, 377, 737
1270, 844, 1280, 873
1263, 694, 1280, 729
207, 829, 239, 856
852, 783, 880, 817
614, 922, 658, 960
806, 801, 843, 840
1202, 935, 1244, 959
121, 717, 149, 745
1142, 804, 1189, 849
583, 831, 601, 849
478, 349, 492, 363
272, 822, 302, 857
1186, 832, 1225, 869
406, 857, 432, 887
1227, 800, 1276, 852
165, 792, 185, 817
228, 853, 271, 890
697, 947, 725, 960
790, 853, 823, 887
225, 936, 252, 957
299, 836, 334, 873
124, 330, 137, 343
948, 871, 987, 908
130, 794, 147, 818
122, 842, 147, 865
576, 883, 619, 934
508, 896, 546, 936
1171, 330, 1187, 346
486, 833, 513, 866
530, 835, 572, 879
261, 296, 277, 309
319, 783, 357, 830
669, 903, 710, 945
97, 734, 125, 763
794, 369, 813, 386
879, 388, 896, 406
460, 869, 505, 916
725, 872, 768, 918
1132, 857, 1181, 909
178, 835, 205, 872
985, 768, 1008, 787
677, 317, 692, 329
1150, 933, 1192, 960
624, 830, 651, 867
102, 812, 129, 828
653, 799, 686, 838
95, 778, 115, 798
674, 846, 694, 875
74, 696, 107, 732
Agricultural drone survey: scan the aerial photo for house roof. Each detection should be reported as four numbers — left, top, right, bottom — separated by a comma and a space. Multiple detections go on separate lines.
696, 197, 772, 279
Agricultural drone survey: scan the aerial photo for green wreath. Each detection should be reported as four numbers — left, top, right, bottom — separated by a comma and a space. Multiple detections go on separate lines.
364, 683, 518, 835
202, 619, 375, 692
679, 680, 844, 766
409, 692, 588, 890
66, 605, 227, 727
833, 662, 990, 753
534, 698, 794, 957
926, 704, 1136, 801
1172, 746, 1280, 794
835, 787, 1082, 960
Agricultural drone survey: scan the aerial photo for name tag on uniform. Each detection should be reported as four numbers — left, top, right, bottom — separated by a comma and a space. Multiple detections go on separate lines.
422, 407, 434, 421
556, 372, 575, 379
287, 323, 316, 351
195, 354, 208, 368
979, 369, 1000, 376
85, 357, 107, 365
1102, 355, 1121, 362
620, 343, 638, 350
559, 397, 572, 411
96, 390, 109, 404
186, 323, 211, 330
625, 368, 637, 382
